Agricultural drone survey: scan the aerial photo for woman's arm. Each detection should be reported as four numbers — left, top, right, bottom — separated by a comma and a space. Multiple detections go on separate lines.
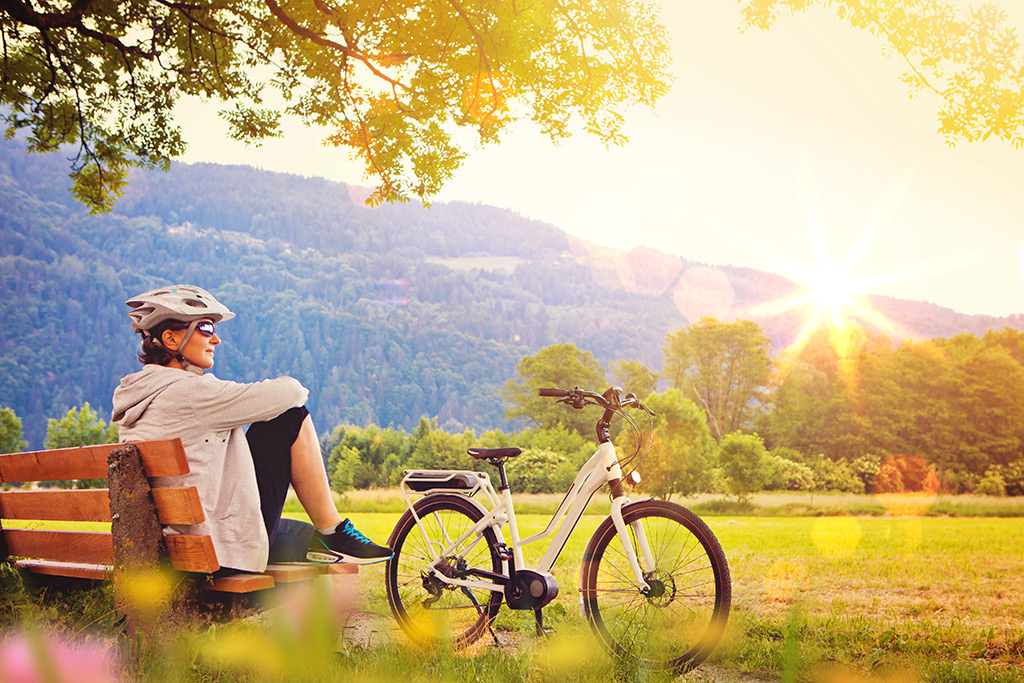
188, 375, 310, 431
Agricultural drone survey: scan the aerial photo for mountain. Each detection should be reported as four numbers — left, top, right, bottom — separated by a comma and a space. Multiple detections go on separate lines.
1, 139, 1021, 448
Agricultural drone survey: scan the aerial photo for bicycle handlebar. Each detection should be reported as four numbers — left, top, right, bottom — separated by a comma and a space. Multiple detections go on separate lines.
537, 386, 654, 416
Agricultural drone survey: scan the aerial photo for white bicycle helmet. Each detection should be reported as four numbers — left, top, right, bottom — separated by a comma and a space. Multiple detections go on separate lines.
126, 285, 235, 371
126, 284, 235, 334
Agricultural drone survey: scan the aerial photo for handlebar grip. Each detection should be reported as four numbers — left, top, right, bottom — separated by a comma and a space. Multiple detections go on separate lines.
538, 387, 569, 397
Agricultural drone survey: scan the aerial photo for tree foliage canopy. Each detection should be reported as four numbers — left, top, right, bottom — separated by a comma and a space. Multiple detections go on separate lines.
740, 0, 1024, 149
637, 389, 715, 498
0, 0, 671, 211
0, 407, 28, 454
718, 431, 769, 501
503, 342, 608, 436
663, 317, 773, 440
42, 402, 118, 488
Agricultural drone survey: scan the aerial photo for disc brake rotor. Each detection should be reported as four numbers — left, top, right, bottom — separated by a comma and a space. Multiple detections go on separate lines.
642, 569, 677, 608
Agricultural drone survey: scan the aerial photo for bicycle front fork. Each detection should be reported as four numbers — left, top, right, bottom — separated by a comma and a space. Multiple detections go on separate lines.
610, 497, 653, 591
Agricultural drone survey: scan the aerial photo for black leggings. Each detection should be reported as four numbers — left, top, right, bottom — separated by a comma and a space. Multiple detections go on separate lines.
245, 405, 310, 543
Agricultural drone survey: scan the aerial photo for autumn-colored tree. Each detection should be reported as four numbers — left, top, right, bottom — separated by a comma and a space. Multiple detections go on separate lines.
1, 0, 671, 211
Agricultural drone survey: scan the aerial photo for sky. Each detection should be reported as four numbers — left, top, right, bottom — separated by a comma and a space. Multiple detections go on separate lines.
175, 1, 1024, 318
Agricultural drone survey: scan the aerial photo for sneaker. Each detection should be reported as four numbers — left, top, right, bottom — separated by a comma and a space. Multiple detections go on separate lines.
307, 518, 392, 565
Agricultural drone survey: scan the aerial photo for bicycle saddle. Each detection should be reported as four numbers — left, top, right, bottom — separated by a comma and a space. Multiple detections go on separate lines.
467, 447, 522, 461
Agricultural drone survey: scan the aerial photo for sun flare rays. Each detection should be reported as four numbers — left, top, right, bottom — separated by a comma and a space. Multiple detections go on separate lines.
749, 167, 929, 357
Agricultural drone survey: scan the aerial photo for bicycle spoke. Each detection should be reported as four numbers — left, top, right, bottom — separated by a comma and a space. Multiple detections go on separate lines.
386, 497, 503, 650
582, 501, 730, 672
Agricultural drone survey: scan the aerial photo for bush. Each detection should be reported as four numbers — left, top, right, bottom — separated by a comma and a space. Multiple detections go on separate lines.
869, 454, 940, 494
505, 449, 576, 493
850, 454, 882, 490
873, 462, 904, 493
808, 455, 865, 494
938, 468, 977, 495
975, 469, 1007, 497
998, 460, 1024, 497
766, 453, 815, 491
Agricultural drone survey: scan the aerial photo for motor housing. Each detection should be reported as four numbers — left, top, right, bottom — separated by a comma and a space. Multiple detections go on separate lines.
505, 570, 559, 610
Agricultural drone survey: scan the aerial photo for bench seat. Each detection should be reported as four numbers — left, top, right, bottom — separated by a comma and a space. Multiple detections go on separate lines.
0, 440, 358, 596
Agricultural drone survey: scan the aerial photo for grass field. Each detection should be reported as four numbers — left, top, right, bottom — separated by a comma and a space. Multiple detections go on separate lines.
317, 489, 1024, 518
4, 496, 1023, 681
280, 507, 1024, 682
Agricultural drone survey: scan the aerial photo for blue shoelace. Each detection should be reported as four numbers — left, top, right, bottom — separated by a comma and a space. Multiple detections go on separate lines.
340, 518, 371, 545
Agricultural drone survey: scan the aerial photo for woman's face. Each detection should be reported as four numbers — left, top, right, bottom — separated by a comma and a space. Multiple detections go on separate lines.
161, 319, 221, 370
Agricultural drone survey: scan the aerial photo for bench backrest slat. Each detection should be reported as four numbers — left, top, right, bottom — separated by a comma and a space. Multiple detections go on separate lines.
0, 440, 190, 483
165, 534, 219, 573
0, 487, 204, 525
5, 529, 114, 565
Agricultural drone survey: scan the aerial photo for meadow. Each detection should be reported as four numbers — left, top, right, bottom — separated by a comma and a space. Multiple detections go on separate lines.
330, 510, 1024, 681
3, 494, 1023, 682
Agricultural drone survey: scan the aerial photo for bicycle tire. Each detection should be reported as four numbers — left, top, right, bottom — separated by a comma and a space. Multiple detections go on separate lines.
385, 494, 503, 648
580, 499, 731, 672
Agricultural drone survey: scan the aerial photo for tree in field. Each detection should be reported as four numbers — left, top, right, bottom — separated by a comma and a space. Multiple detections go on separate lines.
0, 408, 28, 454
858, 335, 1024, 477
1, 0, 671, 212
326, 423, 410, 491
637, 389, 716, 498
406, 417, 475, 471
503, 343, 608, 436
762, 328, 874, 461
44, 402, 119, 488
611, 359, 659, 400
741, 0, 1024, 150
663, 318, 773, 440
718, 431, 770, 501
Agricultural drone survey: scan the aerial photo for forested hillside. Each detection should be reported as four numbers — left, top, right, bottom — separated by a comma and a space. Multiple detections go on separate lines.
1, 138, 1021, 448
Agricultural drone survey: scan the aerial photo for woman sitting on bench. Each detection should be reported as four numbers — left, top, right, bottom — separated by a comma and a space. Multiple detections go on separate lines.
111, 285, 391, 576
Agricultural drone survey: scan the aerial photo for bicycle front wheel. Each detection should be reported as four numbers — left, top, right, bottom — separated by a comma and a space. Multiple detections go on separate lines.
580, 499, 731, 673
385, 494, 503, 649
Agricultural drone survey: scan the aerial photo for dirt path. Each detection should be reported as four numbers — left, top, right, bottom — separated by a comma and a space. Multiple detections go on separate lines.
337, 609, 771, 683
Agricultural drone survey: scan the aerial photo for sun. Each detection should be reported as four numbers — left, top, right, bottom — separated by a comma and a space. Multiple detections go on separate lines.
748, 226, 912, 356
805, 262, 857, 327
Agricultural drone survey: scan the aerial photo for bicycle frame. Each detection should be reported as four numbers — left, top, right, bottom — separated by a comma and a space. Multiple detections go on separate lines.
399, 440, 654, 596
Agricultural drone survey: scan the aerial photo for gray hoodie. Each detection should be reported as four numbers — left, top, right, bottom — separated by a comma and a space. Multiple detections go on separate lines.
112, 364, 308, 572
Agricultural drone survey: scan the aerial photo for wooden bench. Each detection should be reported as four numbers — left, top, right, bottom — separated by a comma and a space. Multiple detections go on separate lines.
0, 439, 355, 605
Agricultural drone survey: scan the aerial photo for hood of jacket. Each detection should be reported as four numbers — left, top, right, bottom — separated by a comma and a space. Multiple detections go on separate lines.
112, 364, 197, 427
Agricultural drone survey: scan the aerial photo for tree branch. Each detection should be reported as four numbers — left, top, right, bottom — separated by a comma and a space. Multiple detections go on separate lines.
0, 0, 91, 30
262, 0, 404, 89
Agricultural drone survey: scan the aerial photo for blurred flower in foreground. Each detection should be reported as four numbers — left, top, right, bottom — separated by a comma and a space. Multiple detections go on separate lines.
0, 632, 121, 683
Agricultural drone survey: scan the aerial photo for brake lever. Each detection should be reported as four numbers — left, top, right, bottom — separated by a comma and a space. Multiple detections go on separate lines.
622, 391, 656, 417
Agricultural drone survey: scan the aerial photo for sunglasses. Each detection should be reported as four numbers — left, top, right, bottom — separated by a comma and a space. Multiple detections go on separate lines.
173, 321, 217, 337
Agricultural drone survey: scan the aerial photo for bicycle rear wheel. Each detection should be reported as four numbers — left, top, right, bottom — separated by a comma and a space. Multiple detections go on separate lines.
385, 494, 503, 648
580, 499, 730, 672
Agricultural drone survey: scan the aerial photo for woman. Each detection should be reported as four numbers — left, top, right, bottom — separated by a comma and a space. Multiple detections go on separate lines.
111, 285, 390, 574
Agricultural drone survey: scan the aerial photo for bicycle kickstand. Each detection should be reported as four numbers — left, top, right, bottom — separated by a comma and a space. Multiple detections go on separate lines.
534, 608, 553, 638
